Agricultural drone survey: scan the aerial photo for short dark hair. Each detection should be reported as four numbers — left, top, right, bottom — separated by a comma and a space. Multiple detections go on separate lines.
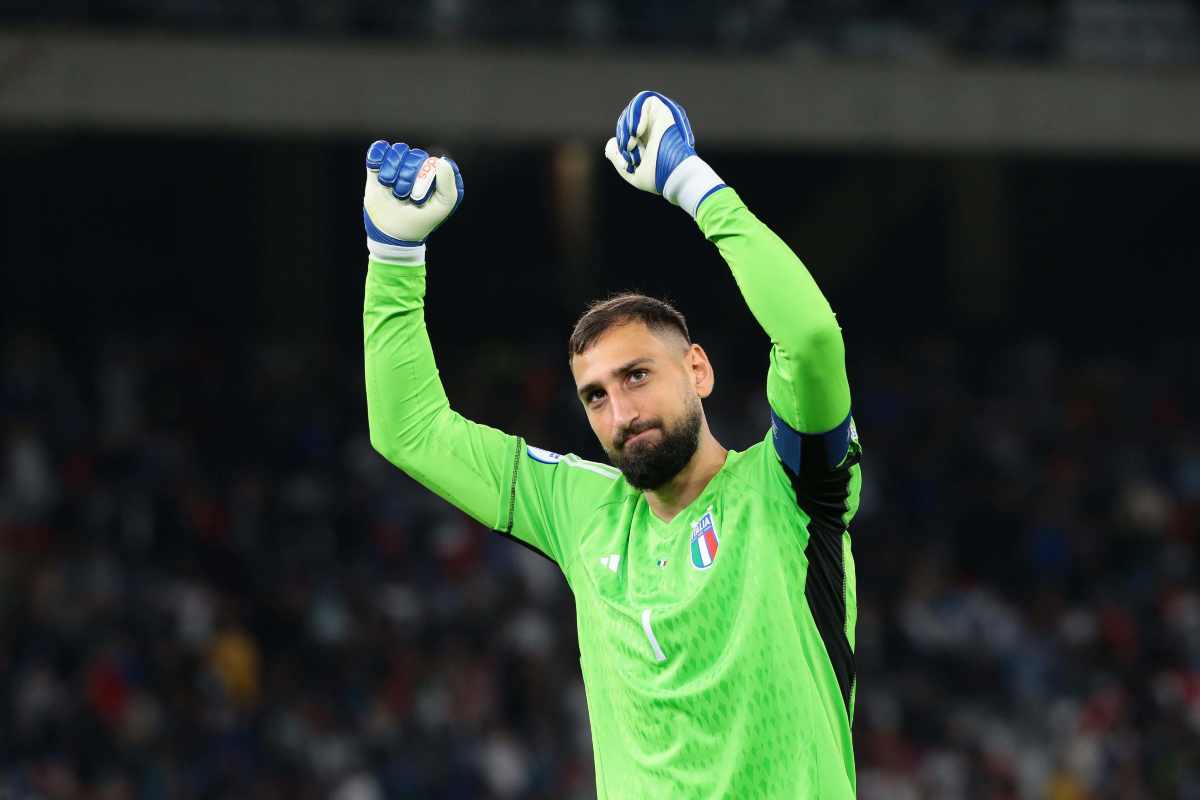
568, 292, 690, 359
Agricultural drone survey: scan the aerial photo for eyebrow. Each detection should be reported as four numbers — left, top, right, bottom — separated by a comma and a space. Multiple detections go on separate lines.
577, 357, 655, 400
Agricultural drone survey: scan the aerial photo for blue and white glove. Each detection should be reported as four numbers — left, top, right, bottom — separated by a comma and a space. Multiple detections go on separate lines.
604, 90, 725, 217
364, 140, 464, 265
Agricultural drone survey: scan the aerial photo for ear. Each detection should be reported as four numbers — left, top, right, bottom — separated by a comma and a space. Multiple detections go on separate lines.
685, 343, 715, 399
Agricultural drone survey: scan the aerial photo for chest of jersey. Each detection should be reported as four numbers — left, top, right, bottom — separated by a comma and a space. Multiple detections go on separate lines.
570, 484, 809, 688
562, 444, 861, 797
568, 481, 838, 797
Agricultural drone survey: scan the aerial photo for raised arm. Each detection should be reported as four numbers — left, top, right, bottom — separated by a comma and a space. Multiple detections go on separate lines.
361, 142, 516, 530
604, 91, 855, 473
695, 190, 851, 437
364, 258, 519, 530
361, 141, 608, 564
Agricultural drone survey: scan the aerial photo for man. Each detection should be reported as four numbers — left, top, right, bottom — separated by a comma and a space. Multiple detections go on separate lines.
363, 91, 862, 798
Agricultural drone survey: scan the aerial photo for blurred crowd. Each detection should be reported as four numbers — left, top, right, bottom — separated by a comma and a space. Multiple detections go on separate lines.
4, 0, 1200, 64
1, 327, 1198, 799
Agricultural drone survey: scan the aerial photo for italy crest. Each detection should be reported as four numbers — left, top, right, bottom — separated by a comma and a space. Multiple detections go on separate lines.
689, 509, 719, 570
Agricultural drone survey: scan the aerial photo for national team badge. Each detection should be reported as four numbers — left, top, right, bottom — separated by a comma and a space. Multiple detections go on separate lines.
689, 509, 719, 570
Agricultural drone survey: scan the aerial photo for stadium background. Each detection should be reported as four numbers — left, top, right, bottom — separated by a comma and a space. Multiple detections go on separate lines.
2, 2, 1199, 798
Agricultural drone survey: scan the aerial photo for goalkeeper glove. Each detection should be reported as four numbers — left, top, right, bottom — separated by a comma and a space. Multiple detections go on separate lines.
604, 90, 725, 217
363, 140, 464, 265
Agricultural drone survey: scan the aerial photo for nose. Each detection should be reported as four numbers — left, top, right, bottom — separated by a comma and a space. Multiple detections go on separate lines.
608, 391, 639, 440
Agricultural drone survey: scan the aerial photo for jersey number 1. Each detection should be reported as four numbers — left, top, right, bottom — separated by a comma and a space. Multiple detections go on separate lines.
641, 608, 667, 663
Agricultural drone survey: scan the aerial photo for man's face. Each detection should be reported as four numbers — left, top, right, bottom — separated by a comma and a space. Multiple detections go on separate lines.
570, 321, 711, 490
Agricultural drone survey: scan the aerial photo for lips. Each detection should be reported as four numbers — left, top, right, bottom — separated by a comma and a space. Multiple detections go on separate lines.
623, 428, 658, 447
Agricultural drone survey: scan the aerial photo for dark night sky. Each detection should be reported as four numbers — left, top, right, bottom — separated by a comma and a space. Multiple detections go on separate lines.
3, 133, 1197, 361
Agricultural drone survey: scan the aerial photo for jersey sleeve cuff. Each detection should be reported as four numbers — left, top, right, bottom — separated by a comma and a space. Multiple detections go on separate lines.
663, 156, 725, 218
367, 239, 426, 266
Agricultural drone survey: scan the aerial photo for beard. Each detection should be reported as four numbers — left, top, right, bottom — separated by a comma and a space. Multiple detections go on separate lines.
608, 398, 703, 490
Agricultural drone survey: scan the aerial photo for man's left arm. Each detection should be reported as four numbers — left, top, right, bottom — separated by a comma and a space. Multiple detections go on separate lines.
607, 91, 862, 727
696, 189, 855, 473
604, 90, 855, 473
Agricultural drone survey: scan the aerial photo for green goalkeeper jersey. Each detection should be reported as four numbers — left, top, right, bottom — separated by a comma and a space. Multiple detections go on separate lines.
364, 188, 862, 798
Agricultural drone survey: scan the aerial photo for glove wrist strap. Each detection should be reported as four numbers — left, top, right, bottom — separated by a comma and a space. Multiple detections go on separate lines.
367, 239, 426, 266
663, 156, 724, 218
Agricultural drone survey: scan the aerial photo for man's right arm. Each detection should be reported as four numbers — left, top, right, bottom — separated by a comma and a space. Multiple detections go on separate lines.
360, 140, 616, 566
364, 257, 623, 566
363, 258, 521, 534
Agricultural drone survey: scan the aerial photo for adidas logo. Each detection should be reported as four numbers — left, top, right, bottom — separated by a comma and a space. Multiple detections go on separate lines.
598, 554, 620, 572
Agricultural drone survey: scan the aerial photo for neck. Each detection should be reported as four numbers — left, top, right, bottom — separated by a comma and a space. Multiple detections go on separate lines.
644, 427, 728, 523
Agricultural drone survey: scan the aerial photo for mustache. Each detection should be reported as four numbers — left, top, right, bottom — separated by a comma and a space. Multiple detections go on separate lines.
616, 420, 662, 449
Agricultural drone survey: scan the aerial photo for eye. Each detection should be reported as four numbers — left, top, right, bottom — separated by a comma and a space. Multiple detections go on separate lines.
586, 389, 606, 406
628, 369, 648, 385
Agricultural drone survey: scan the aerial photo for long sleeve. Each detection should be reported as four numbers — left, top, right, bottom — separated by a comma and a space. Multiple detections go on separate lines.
363, 258, 520, 531
696, 188, 855, 472
363, 258, 620, 565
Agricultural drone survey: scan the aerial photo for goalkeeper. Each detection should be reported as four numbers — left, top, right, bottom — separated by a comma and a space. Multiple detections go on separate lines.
363, 91, 862, 798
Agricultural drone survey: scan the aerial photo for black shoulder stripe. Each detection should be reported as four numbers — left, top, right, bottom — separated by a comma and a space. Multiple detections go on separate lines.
786, 445, 860, 719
